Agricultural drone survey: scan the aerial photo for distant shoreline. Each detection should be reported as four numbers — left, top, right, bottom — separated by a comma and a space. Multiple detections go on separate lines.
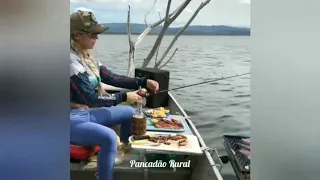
101, 23, 250, 36
102, 32, 250, 36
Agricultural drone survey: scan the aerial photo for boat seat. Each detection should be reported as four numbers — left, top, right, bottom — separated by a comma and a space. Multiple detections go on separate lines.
70, 144, 100, 161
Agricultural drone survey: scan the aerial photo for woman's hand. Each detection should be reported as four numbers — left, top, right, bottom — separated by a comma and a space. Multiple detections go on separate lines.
136, 88, 147, 96
146, 79, 159, 92
126, 91, 142, 104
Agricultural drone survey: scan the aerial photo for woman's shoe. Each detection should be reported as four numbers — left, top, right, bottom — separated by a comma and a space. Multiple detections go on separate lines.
115, 143, 131, 165
115, 150, 125, 165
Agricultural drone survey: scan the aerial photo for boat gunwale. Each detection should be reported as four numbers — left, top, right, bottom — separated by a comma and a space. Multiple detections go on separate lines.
70, 87, 224, 180
168, 92, 224, 180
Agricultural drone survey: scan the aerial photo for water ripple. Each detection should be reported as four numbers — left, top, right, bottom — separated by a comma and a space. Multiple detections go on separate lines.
94, 35, 250, 176
234, 94, 251, 98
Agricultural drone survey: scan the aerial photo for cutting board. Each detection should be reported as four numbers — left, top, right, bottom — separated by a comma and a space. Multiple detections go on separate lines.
129, 132, 203, 155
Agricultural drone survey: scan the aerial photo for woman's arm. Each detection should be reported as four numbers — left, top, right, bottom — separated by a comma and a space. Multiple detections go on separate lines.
70, 63, 127, 107
99, 63, 147, 90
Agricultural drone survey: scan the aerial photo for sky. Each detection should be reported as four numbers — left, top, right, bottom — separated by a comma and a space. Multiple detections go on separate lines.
70, 0, 250, 27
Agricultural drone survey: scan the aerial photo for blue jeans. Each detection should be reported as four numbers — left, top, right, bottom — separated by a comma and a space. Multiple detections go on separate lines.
70, 106, 135, 180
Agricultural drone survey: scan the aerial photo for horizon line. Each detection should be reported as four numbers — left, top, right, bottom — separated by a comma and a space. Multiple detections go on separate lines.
102, 22, 251, 28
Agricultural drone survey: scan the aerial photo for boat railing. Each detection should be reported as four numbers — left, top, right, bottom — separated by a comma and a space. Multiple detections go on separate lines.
100, 83, 224, 179
168, 92, 224, 180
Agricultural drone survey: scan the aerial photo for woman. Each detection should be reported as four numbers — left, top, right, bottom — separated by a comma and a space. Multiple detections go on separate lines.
70, 10, 159, 180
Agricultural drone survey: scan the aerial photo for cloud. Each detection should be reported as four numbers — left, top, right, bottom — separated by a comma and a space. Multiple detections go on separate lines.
70, 0, 145, 4
74, 7, 94, 12
239, 0, 250, 4
185, 8, 193, 13
70, 0, 121, 3
70, 0, 250, 27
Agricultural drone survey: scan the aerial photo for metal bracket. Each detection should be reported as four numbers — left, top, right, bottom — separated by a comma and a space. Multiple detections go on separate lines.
202, 147, 223, 175
140, 150, 149, 180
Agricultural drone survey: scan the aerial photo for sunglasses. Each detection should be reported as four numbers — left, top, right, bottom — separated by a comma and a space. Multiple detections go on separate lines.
80, 31, 98, 39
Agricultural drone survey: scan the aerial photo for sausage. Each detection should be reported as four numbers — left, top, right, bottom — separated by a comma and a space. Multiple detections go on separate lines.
164, 141, 171, 145
177, 134, 187, 139
179, 141, 188, 146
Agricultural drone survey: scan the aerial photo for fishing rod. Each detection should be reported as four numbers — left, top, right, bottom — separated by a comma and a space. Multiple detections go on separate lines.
143, 72, 250, 97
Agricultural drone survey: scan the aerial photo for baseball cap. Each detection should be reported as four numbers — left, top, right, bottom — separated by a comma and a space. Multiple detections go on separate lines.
70, 10, 109, 34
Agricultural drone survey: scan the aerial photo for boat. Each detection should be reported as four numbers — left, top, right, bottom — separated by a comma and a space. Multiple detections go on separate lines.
70, 83, 229, 180
222, 135, 251, 180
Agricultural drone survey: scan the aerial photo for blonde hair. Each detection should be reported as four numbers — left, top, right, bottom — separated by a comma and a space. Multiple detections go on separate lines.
71, 38, 105, 95
71, 32, 125, 151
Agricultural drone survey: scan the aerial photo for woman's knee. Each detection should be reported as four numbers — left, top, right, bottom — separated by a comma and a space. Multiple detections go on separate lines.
120, 106, 135, 123
111, 106, 135, 119
98, 128, 118, 149
124, 106, 135, 116
98, 106, 135, 118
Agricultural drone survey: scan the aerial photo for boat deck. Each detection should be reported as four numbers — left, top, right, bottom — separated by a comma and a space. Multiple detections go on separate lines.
71, 93, 225, 180
71, 114, 201, 180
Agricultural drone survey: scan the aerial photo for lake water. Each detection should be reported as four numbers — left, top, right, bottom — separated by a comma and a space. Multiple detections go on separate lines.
93, 35, 250, 177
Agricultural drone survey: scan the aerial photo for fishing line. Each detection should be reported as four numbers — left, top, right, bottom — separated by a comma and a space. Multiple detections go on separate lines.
144, 72, 250, 97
